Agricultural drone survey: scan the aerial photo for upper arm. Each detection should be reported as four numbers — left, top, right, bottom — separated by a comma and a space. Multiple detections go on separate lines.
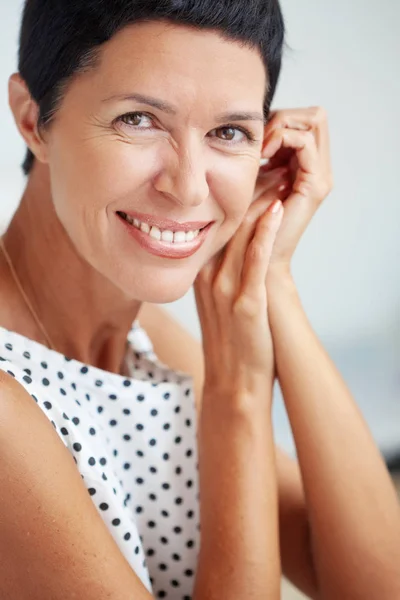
138, 303, 319, 599
0, 370, 152, 600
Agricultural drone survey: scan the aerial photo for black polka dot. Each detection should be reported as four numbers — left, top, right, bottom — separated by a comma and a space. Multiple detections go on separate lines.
124, 532, 131, 541
40, 361, 48, 369
109, 394, 117, 400
136, 424, 144, 431
160, 537, 168, 545
185, 569, 194, 577
112, 518, 121, 526
163, 392, 170, 400
123, 434, 131, 441
173, 526, 182, 534
72, 417, 80, 425
137, 394, 145, 402
123, 408, 131, 415
88, 457, 96, 466
43, 401, 52, 410
163, 453, 169, 461
60, 388, 67, 396
171, 579, 180, 587
23, 375, 32, 384
99, 503, 109, 511
95, 380, 103, 387
159, 563, 168, 571
80, 367, 89, 374
163, 423, 170, 430
88, 488, 96, 496
175, 467, 182, 475
99, 457, 107, 466
42, 378, 50, 386
123, 380, 131, 387
175, 436, 182, 444
123, 462, 131, 470
136, 450, 144, 458
186, 540, 195, 548
23, 351, 31, 359
157, 592, 166, 598
150, 409, 158, 416
60, 427, 69, 436
136, 477, 144, 485
162, 483, 170, 490
109, 419, 117, 426
97, 406, 104, 413
149, 439, 156, 447
146, 548, 155, 556
136, 506, 143, 514
149, 493, 157, 501
73, 443, 82, 452
89, 427, 96, 435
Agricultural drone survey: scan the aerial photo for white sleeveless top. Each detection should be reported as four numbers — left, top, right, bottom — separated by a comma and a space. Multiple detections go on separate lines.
0, 321, 200, 599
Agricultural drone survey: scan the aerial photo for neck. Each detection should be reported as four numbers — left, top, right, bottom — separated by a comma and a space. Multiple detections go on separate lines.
0, 163, 142, 374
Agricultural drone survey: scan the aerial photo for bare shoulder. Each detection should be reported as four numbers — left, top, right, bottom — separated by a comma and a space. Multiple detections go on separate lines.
0, 371, 152, 600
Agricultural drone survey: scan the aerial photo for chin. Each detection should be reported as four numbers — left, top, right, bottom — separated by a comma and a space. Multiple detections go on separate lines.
123, 269, 196, 305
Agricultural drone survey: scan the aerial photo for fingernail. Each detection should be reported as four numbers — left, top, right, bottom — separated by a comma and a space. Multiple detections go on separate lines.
269, 199, 282, 214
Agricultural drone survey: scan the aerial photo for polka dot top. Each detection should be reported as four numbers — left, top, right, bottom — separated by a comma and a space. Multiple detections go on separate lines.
0, 321, 200, 599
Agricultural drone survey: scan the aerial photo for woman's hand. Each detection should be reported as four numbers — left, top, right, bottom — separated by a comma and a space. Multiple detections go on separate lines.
194, 196, 284, 398
255, 106, 334, 275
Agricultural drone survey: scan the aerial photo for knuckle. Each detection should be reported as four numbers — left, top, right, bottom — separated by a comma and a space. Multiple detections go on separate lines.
233, 294, 259, 319
212, 274, 233, 300
310, 105, 327, 124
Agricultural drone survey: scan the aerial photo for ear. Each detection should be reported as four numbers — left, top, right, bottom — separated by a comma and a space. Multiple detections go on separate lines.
8, 73, 49, 165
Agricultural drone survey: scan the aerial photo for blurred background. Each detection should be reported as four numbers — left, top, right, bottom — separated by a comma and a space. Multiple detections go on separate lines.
0, 1, 399, 598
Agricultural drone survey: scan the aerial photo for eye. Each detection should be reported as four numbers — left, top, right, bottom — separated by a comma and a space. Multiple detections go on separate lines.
210, 125, 257, 145
117, 112, 155, 129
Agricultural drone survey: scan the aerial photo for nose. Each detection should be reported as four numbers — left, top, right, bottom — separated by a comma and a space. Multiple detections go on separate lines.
153, 139, 210, 208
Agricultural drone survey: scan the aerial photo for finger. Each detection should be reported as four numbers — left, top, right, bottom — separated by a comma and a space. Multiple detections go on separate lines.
262, 128, 319, 177
254, 167, 291, 202
214, 198, 275, 302
240, 200, 284, 300
266, 106, 331, 166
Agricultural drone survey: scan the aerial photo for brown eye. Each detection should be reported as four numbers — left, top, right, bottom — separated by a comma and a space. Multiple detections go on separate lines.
217, 127, 236, 141
118, 112, 154, 128
122, 113, 143, 126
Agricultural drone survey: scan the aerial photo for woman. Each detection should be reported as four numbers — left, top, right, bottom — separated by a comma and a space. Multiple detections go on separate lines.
0, 1, 399, 599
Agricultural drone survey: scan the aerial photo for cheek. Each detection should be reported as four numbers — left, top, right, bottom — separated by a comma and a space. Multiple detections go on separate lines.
210, 157, 259, 231
47, 132, 162, 249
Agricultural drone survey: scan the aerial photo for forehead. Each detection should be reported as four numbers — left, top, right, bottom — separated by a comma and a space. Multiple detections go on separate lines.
85, 21, 268, 113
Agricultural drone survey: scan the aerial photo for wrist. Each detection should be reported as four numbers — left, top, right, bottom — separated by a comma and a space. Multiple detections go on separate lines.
267, 263, 297, 295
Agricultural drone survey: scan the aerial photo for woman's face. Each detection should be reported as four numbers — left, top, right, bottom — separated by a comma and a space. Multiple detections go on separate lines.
43, 21, 267, 303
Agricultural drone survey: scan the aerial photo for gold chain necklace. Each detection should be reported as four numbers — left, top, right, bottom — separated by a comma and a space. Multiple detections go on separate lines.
0, 236, 56, 351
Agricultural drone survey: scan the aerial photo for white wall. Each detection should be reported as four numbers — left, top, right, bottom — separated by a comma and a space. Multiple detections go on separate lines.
1, 0, 399, 455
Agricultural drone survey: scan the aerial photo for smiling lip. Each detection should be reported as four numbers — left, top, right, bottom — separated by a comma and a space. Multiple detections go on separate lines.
117, 213, 214, 259
118, 210, 213, 233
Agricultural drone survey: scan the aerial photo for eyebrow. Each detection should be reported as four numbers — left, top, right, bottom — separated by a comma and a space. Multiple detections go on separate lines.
102, 93, 265, 123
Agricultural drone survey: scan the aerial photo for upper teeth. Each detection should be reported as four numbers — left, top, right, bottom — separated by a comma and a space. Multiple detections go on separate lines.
121, 213, 202, 243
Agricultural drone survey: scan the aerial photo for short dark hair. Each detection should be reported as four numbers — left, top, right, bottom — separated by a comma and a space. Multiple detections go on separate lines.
18, 0, 286, 175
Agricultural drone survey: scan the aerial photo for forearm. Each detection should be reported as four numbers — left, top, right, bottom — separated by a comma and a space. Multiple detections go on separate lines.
267, 269, 400, 599
193, 388, 281, 600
